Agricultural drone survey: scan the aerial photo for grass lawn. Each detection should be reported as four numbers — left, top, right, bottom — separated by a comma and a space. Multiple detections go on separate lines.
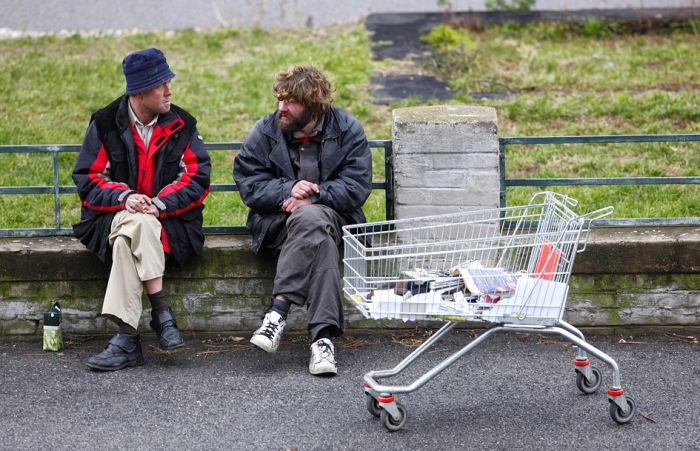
417, 21, 700, 216
0, 25, 391, 228
0, 21, 698, 230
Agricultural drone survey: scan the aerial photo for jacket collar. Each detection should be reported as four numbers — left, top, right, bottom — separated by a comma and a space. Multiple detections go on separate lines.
263, 108, 349, 179
115, 95, 184, 137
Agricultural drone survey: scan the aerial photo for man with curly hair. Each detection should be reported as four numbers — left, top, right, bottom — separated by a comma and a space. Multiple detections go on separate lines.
233, 65, 372, 376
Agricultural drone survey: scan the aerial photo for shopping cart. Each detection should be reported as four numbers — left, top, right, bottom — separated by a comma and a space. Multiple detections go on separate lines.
343, 191, 636, 431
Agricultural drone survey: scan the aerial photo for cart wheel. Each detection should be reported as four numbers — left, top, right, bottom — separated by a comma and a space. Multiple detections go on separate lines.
366, 394, 382, 418
609, 396, 637, 424
575, 367, 602, 394
380, 403, 407, 432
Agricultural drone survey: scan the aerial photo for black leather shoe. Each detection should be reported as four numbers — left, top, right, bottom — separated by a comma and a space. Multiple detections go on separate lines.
86, 333, 144, 371
150, 308, 185, 350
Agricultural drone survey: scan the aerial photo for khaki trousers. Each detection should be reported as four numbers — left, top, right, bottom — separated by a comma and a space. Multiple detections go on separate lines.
102, 210, 165, 329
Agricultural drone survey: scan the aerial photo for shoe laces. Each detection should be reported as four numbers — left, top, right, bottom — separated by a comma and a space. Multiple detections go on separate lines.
313, 339, 334, 362
259, 314, 281, 340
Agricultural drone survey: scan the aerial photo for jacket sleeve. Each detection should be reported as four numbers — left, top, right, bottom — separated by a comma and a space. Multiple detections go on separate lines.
153, 129, 211, 218
72, 121, 132, 212
317, 119, 372, 213
233, 124, 295, 213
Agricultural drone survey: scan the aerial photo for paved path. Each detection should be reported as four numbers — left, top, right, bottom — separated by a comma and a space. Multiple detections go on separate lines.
1, 0, 695, 34
1, 329, 698, 449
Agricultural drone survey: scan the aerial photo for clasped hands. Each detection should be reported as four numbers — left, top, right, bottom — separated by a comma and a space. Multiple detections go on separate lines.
282, 180, 319, 213
125, 193, 159, 216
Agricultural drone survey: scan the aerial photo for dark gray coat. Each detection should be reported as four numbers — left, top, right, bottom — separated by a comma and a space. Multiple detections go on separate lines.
233, 107, 372, 254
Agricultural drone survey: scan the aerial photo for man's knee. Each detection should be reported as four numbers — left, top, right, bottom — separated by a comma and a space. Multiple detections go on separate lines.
114, 212, 161, 238
130, 212, 160, 229
287, 205, 330, 231
112, 235, 130, 253
110, 213, 162, 258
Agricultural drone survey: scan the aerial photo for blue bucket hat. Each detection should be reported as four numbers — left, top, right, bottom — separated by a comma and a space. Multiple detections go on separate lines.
122, 48, 176, 95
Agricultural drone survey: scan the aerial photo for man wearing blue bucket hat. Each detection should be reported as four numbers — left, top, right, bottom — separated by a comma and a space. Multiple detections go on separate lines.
73, 48, 211, 371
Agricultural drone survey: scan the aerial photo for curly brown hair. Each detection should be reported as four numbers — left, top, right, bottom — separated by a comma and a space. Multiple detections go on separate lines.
273, 65, 334, 120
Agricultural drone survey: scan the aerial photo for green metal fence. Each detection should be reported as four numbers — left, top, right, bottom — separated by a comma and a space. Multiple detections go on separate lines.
2, 133, 699, 237
0, 140, 393, 237
499, 133, 700, 226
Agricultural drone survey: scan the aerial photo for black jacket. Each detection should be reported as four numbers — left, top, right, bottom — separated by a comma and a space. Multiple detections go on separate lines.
72, 96, 211, 264
233, 107, 372, 254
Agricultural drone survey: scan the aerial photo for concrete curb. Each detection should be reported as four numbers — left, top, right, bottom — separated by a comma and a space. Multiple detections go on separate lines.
1, 226, 698, 335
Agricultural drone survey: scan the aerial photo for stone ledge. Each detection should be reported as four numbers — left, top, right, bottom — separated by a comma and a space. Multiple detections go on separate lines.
1, 227, 698, 334
576, 227, 700, 273
6, 226, 696, 277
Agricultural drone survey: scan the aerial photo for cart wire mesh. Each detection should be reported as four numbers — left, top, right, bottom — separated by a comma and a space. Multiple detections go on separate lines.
343, 192, 613, 326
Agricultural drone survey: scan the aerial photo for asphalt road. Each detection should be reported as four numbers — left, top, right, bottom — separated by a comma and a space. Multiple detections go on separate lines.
1, 0, 692, 34
1, 328, 698, 450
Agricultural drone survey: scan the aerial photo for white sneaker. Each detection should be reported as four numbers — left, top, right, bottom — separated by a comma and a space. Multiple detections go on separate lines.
309, 338, 337, 376
250, 311, 286, 353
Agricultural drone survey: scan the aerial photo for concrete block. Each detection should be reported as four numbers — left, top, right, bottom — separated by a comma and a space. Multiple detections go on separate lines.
392, 105, 500, 219
393, 153, 497, 171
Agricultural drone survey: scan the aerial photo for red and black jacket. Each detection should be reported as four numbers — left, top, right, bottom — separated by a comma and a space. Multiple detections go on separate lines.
72, 95, 211, 265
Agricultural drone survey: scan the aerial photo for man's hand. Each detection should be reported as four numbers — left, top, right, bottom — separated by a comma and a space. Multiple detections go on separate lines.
125, 193, 152, 214
282, 196, 312, 213
291, 180, 319, 199
143, 203, 160, 217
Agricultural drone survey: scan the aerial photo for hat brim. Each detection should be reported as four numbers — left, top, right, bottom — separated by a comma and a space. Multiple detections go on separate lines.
125, 70, 176, 96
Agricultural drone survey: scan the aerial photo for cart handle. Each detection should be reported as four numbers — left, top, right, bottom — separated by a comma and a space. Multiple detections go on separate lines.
580, 205, 615, 222
529, 191, 579, 208
578, 206, 615, 252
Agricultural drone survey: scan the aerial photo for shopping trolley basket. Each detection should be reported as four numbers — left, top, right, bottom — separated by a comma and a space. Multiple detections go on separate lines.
343, 191, 636, 431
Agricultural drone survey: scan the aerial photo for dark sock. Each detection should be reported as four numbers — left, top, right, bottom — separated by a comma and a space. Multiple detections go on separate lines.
148, 290, 169, 313
313, 326, 334, 342
269, 297, 290, 318
117, 321, 138, 336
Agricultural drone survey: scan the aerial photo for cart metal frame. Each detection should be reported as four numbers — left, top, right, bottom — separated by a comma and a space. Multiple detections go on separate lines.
342, 192, 636, 431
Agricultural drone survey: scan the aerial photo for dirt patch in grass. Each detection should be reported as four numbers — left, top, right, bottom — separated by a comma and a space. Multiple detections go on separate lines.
370, 74, 454, 104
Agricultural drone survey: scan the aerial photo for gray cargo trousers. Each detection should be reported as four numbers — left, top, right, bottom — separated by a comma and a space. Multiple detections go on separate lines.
270, 204, 348, 340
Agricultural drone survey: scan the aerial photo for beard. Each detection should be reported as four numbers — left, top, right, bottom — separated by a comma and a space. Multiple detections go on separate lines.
277, 107, 314, 133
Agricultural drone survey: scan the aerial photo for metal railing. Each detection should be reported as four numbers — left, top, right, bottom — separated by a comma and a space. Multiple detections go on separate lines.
499, 134, 700, 226
2, 133, 699, 236
0, 140, 394, 237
